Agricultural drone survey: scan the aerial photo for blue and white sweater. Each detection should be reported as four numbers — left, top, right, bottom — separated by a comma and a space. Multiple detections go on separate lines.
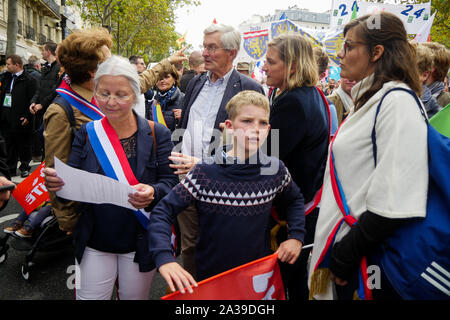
148, 152, 306, 281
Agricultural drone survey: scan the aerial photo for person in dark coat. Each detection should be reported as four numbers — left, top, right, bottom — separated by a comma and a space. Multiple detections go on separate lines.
0, 54, 38, 177
146, 65, 184, 131
29, 42, 60, 116
23, 55, 41, 81
29, 42, 60, 159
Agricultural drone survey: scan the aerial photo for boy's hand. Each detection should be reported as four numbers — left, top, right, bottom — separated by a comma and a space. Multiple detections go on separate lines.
276, 239, 302, 264
129, 183, 155, 209
159, 262, 198, 294
169, 152, 200, 175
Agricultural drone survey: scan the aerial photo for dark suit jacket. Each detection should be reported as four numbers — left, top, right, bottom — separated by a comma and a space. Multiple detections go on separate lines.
180, 69, 265, 131
0, 71, 38, 132
68, 114, 179, 271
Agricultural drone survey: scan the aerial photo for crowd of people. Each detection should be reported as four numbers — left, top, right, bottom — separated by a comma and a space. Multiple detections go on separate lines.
0, 11, 449, 300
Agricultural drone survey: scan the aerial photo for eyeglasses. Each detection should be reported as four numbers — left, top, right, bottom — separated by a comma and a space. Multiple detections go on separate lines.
340, 40, 367, 56
95, 91, 133, 104
199, 44, 224, 54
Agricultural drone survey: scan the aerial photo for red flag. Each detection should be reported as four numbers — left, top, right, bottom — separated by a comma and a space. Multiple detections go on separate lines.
12, 162, 49, 214
213, 18, 217, 24
162, 254, 285, 300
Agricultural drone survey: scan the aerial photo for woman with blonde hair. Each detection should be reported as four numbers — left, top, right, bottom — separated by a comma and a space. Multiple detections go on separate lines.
262, 33, 330, 300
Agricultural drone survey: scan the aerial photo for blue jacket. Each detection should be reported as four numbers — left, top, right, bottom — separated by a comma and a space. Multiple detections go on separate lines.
68, 114, 179, 272
179, 69, 265, 131
267, 87, 330, 204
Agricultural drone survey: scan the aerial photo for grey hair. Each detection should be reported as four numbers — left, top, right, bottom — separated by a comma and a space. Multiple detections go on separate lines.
94, 55, 140, 102
204, 24, 241, 51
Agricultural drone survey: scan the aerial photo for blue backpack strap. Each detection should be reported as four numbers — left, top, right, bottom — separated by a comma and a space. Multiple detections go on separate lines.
371, 88, 427, 167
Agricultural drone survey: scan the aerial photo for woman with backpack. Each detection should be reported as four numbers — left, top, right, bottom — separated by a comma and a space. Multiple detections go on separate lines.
308, 12, 428, 300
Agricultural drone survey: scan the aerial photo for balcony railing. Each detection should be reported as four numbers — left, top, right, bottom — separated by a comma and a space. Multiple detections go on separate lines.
41, 0, 60, 18
39, 33, 47, 45
18, 20, 23, 35
25, 25, 36, 41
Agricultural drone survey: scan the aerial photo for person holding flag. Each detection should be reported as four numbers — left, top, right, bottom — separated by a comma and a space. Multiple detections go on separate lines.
148, 90, 306, 294
44, 55, 179, 300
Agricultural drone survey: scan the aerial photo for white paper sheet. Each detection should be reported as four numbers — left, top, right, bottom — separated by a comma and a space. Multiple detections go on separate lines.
54, 157, 137, 210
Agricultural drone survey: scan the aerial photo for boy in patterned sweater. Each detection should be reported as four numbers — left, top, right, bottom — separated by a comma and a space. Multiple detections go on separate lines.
148, 90, 306, 294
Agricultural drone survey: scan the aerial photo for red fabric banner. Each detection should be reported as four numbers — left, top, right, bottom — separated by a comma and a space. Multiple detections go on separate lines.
12, 162, 49, 214
162, 254, 285, 300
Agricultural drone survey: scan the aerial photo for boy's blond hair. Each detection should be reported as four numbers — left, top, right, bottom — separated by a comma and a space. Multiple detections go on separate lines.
416, 44, 434, 74
225, 90, 270, 120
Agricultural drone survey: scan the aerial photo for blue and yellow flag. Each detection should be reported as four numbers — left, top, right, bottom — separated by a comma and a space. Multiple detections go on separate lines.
151, 100, 168, 128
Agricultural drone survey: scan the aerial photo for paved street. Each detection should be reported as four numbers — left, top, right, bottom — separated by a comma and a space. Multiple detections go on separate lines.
0, 163, 168, 300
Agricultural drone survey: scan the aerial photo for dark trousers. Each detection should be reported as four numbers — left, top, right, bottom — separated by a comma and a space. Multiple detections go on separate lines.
1, 126, 32, 175
279, 208, 319, 300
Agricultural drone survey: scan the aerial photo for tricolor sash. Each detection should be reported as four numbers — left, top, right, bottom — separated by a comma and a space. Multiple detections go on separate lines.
151, 100, 168, 128
55, 80, 104, 120
309, 121, 373, 300
86, 117, 150, 228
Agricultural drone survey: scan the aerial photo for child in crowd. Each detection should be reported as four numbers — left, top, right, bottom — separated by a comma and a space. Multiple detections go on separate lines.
415, 44, 441, 118
3, 202, 52, 238
148, 90, 306, 293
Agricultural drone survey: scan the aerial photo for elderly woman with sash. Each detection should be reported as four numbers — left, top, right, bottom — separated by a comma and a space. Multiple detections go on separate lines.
43, 28, 187, 234
44, 55, 179, 300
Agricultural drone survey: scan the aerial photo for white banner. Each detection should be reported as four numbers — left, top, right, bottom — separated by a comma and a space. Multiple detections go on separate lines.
330, 0, 432, 35
414, 11, 435, 43
236, 1, 435, 70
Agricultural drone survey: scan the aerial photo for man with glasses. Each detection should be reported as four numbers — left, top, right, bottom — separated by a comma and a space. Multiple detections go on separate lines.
174, 23, 264, 279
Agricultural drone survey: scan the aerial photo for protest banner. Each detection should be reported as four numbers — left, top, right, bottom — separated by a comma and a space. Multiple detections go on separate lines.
237, 0, 434, 72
